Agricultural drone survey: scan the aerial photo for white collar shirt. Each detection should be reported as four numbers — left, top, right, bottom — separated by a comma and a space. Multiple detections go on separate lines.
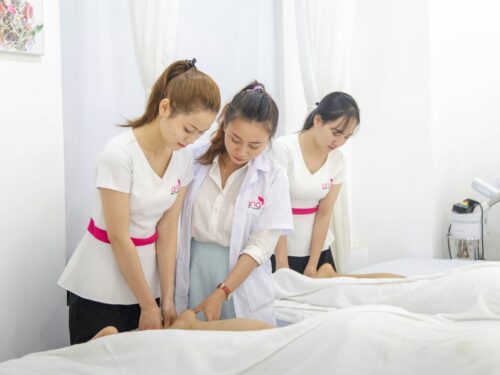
191, 155, 280, 265
176, 142, 294, 324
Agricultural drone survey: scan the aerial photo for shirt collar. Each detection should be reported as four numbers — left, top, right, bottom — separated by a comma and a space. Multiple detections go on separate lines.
208, 151, 272, 177
249, 150, 272, 173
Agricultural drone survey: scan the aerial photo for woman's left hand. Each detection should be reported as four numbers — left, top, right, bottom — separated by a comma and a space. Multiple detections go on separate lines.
194, 289, 226, 321
138, 305, 163, 330
161, 300, 178, 328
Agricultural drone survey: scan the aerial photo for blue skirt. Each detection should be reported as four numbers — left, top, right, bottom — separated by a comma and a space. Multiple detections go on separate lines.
188, 239, 236, 320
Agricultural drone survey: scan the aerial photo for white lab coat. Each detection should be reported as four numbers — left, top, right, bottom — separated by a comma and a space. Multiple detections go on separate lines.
175, 142, 293, 324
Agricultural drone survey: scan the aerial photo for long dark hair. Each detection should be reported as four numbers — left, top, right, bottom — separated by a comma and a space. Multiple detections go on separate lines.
198, 81, 279, 165
302, 92, 360, 131
124, 59, 221, 128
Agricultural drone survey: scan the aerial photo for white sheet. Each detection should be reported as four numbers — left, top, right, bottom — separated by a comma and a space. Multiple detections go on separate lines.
3, 260, 499, 374
274, 262, 500, 324
2, 305, 500, 375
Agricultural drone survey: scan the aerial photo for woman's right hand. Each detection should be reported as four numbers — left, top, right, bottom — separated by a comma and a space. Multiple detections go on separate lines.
194, 289, 226, 321
303, 264, 318, 278
138, 305, 163, 330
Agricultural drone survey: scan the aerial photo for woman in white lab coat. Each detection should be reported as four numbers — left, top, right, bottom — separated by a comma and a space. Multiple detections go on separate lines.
173, 81, 293, 325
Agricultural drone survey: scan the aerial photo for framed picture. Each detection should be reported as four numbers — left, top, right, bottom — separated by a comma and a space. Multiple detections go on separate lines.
0, 0, 44, 55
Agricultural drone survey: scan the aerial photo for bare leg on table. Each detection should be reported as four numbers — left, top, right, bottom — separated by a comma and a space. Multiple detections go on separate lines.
91, 326, 119, 340
170, 309, 274, 331
312, 263, 404, 279
89, 310, 273, 341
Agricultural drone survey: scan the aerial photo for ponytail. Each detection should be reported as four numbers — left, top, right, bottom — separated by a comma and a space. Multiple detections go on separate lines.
303, 108, 318, 130
302, 92, 360, 131
124, 59, 220, 128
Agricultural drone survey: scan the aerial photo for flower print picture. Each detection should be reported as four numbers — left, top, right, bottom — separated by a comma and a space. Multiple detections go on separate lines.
0, 0, 43, 55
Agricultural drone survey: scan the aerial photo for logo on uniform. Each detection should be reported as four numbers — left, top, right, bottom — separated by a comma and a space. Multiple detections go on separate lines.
171, 179, 181, 195
248, 196, 265, 210
322, 178, 334, 190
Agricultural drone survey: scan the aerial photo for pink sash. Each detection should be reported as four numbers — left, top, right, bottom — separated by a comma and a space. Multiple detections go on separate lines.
87, 218, 157, 247
291, 206, 319, 215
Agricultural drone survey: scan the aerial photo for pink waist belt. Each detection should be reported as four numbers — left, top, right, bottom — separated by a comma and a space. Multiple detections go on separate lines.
87, 218, 157, 246
291, 206, 319, 215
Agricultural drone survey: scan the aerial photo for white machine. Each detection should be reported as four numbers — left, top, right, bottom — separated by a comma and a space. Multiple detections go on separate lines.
448, 177, 500, 260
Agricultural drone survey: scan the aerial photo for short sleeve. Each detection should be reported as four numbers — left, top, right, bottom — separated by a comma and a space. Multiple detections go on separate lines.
332, 151, 345, 185
180, 150, 194, 187
95, 145, 132, 193
269, 139, 291, 173
242, 229, 281, 265
253, 167, 294, 235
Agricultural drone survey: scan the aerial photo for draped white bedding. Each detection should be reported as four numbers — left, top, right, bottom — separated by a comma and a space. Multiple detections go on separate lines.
274, 262, 500, 324
2, 260, 499, 375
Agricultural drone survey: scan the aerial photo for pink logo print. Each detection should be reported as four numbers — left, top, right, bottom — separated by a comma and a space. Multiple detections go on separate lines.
171, 179, 181, 195
248, 196, 265, 210
322, 178, 334, 190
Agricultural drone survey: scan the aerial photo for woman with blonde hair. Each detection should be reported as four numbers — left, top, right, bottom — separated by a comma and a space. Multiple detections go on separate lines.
58, 59, 221, 344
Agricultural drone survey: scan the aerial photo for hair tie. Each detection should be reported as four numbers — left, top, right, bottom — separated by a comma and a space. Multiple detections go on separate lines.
186, 58, 197, 69
247, 84, 264, 93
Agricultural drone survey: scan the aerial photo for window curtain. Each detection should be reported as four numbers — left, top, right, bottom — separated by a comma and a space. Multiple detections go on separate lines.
294, 0, 357, 272
128, 0, 180, 94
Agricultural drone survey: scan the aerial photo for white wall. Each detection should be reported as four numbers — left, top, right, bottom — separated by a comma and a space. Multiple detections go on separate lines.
174, 0, 278, 122
351, 0, 500, 265
429, 0, 500, 260
281, 1, 307, 134
0, 1, 67, 361
60, 0, 144, 257
350, 0, 434, 263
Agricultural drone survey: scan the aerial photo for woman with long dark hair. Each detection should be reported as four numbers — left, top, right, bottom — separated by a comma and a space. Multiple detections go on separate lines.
271, 92, 359, 276
174, 81, 293, 324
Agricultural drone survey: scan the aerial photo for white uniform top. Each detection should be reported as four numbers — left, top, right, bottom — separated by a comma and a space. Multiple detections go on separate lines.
191, 155, 281, 265
58, 129, 194, 305
271, 133, 345, 257
175, 142, 294, 324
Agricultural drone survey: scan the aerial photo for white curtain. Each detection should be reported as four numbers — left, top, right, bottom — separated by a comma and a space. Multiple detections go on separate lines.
128, 0, 180, 94
294, 0, 357, 272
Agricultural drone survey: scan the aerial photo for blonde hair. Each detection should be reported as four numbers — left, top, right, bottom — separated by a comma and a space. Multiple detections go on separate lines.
124, 59, 221, 128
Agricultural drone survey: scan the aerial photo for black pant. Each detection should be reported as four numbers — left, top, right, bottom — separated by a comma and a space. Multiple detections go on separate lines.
67, 292, 159, 345
271, 248, 337, 274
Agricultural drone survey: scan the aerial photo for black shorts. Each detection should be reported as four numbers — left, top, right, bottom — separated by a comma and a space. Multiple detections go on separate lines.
67, 292, 159, 345
270, 248, 337, 274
